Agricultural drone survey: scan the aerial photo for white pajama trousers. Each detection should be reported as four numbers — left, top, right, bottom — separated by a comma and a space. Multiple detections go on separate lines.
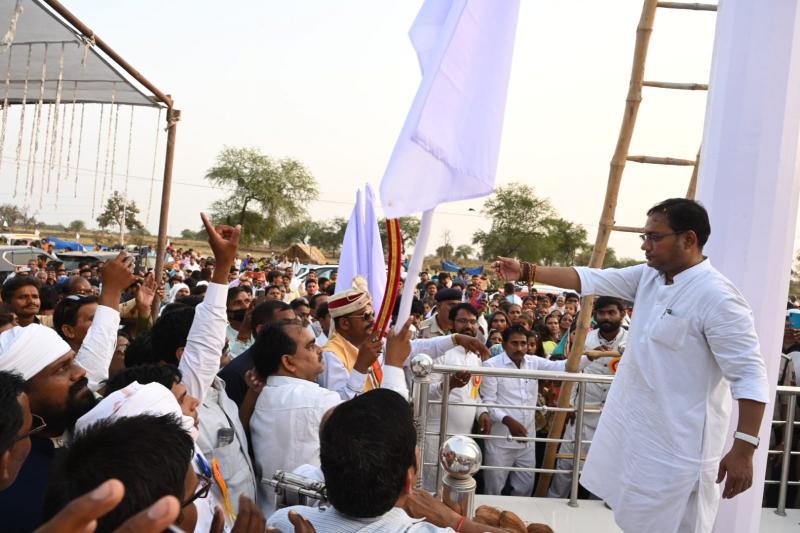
482, 441, 536, 496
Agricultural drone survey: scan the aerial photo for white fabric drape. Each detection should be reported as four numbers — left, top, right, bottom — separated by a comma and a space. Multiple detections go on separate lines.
696, 2, 800, 531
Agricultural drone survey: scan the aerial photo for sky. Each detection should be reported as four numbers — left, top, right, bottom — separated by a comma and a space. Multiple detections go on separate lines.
4, 0, 795, 261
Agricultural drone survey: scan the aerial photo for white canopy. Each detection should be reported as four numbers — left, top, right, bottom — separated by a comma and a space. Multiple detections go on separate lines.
0, 0, 160, 107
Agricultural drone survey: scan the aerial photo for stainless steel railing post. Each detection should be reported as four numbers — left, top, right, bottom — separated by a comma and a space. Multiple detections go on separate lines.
411, 354, 433, 489
435, 372, 451, 493
569, 382, 586, 507
440, 435, 482, 518
776, 393, 796, 516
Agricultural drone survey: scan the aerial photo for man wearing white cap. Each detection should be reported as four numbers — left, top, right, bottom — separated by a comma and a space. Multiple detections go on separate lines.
0, 323, 99, 531
321, 287, 489, 399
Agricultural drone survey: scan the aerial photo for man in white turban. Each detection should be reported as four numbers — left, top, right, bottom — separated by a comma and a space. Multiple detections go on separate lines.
320, 286, 490, 399
0, 324, 98, 531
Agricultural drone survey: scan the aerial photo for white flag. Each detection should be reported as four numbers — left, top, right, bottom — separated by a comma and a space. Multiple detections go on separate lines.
380, 0, 521, 218
335, 185, 387, 314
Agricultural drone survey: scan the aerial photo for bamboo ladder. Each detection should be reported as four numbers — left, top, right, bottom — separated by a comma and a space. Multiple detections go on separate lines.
534, 0, 716, 497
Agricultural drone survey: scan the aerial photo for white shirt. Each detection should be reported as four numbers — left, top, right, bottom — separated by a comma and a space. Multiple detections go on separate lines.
575, 260, 769, 533
481, 352, 584, 448
196, 377, 257, 514
579, 328, 628, 425
75, 303, 121, 391
427, 346, 487, 435
179, 282, 229, 403
268, 505, 454, 533
319, 335, 457, 400
251, 375, 341, 515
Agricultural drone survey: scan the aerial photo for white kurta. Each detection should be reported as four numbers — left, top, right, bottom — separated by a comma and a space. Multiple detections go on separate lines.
549, 327, 627, 498
575, 260, 769, 533
251, 375, 341, 516
423, 345, 487, 491
480, 352, 585, 496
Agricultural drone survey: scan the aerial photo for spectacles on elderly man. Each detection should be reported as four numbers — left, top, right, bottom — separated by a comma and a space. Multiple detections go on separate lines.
343, 311, 375, 322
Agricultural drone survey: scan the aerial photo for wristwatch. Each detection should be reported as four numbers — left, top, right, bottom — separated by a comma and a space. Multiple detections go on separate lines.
734, 431, 760, 448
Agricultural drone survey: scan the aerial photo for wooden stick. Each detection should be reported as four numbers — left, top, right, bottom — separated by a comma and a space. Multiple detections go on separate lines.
627, 155, 695, 166
642, 80, 708, 90
611, 225, 645, 233
657, 1, 717, 11
534, 0, 660, 497
686, 146, 701, 199
585, 350, 622, 358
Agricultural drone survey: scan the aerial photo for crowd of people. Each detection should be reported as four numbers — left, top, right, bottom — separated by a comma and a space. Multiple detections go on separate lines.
0, 199, 787, 532
0, 212, 568, 532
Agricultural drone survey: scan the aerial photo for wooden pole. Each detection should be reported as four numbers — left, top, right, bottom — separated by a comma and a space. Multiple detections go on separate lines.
151, 106, 180, 319
534, 0, 660, 496
686, 146, 701, 199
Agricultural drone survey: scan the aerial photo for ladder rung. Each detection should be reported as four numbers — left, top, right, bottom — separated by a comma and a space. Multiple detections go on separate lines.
555, 452, 588, 461
612, 226, 644, 234
627, 155, 696, 166
657, 2, 717, 11
642, 81, 708, 91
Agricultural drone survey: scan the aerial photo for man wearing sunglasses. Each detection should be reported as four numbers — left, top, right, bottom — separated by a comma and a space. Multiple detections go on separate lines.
320, 287, 489, 400
494, 198, 769, 533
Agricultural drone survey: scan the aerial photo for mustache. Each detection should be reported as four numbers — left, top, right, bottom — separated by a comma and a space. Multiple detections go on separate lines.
68, 377, 89, 397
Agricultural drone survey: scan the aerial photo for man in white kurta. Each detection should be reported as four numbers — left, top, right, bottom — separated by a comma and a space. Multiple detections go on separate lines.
481, 325, 590, 496
423, 303, 492, 491
493, 198, 770, 533
549, 297, 628, 498
251, 320, 410, 516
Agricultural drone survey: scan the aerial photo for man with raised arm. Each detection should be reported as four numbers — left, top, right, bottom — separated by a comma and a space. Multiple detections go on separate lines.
493, 198, 769, 533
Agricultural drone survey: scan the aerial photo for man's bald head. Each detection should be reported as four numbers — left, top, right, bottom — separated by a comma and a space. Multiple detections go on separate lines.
65, 276, 92, 296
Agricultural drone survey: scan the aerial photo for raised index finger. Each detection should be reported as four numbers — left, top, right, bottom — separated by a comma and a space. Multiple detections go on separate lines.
200, 212, 217, 236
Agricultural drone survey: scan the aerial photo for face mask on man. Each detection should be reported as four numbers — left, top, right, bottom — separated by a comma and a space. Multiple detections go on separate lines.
228, 309, 246, 322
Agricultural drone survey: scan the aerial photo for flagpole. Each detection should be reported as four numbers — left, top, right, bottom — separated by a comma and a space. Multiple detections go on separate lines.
394, 208, 434, 331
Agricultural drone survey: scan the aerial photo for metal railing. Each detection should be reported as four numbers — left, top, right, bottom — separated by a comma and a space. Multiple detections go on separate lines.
766, 385, 800, 516
411, 355, 800, 515
410, 354, 613, 507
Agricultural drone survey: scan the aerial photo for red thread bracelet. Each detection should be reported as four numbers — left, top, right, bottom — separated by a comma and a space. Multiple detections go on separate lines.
455, 515, 466, 532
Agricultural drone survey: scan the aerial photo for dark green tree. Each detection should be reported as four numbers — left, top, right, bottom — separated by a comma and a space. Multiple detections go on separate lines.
96, 191, 143, 245
378, 216, 421, 253
205, 147, 318, 245
472, 183, 557, 262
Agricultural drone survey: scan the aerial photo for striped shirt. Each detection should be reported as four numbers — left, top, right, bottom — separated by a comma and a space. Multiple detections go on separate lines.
268, 505, 455, 532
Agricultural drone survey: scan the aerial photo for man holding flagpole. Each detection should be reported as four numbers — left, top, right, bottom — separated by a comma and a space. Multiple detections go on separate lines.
494, 198, 769, 533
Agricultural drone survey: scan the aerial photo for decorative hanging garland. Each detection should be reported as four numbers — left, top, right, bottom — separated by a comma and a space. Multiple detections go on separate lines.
91, 103, 105, 218
109, 102, 120, 194
72, 102, 85, 197
145, 107, 163, 225
13, 43, 31, 197
38, 102, 52, 206
46, 42, 66, 198
100, 83, 116, 206
0, 45, 14, 181
26, 43, 48, 202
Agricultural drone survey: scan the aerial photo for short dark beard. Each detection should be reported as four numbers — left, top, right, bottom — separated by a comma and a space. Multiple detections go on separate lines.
42, 377, 98, 435
597, 320, 622, 334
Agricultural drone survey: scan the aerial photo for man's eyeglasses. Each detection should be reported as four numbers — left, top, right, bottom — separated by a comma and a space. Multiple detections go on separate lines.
343, 311, 375, 322
454, 318, 478, 326
181, 473, 212, 509
638, 231, 686, 243
14, 414, 47, 443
